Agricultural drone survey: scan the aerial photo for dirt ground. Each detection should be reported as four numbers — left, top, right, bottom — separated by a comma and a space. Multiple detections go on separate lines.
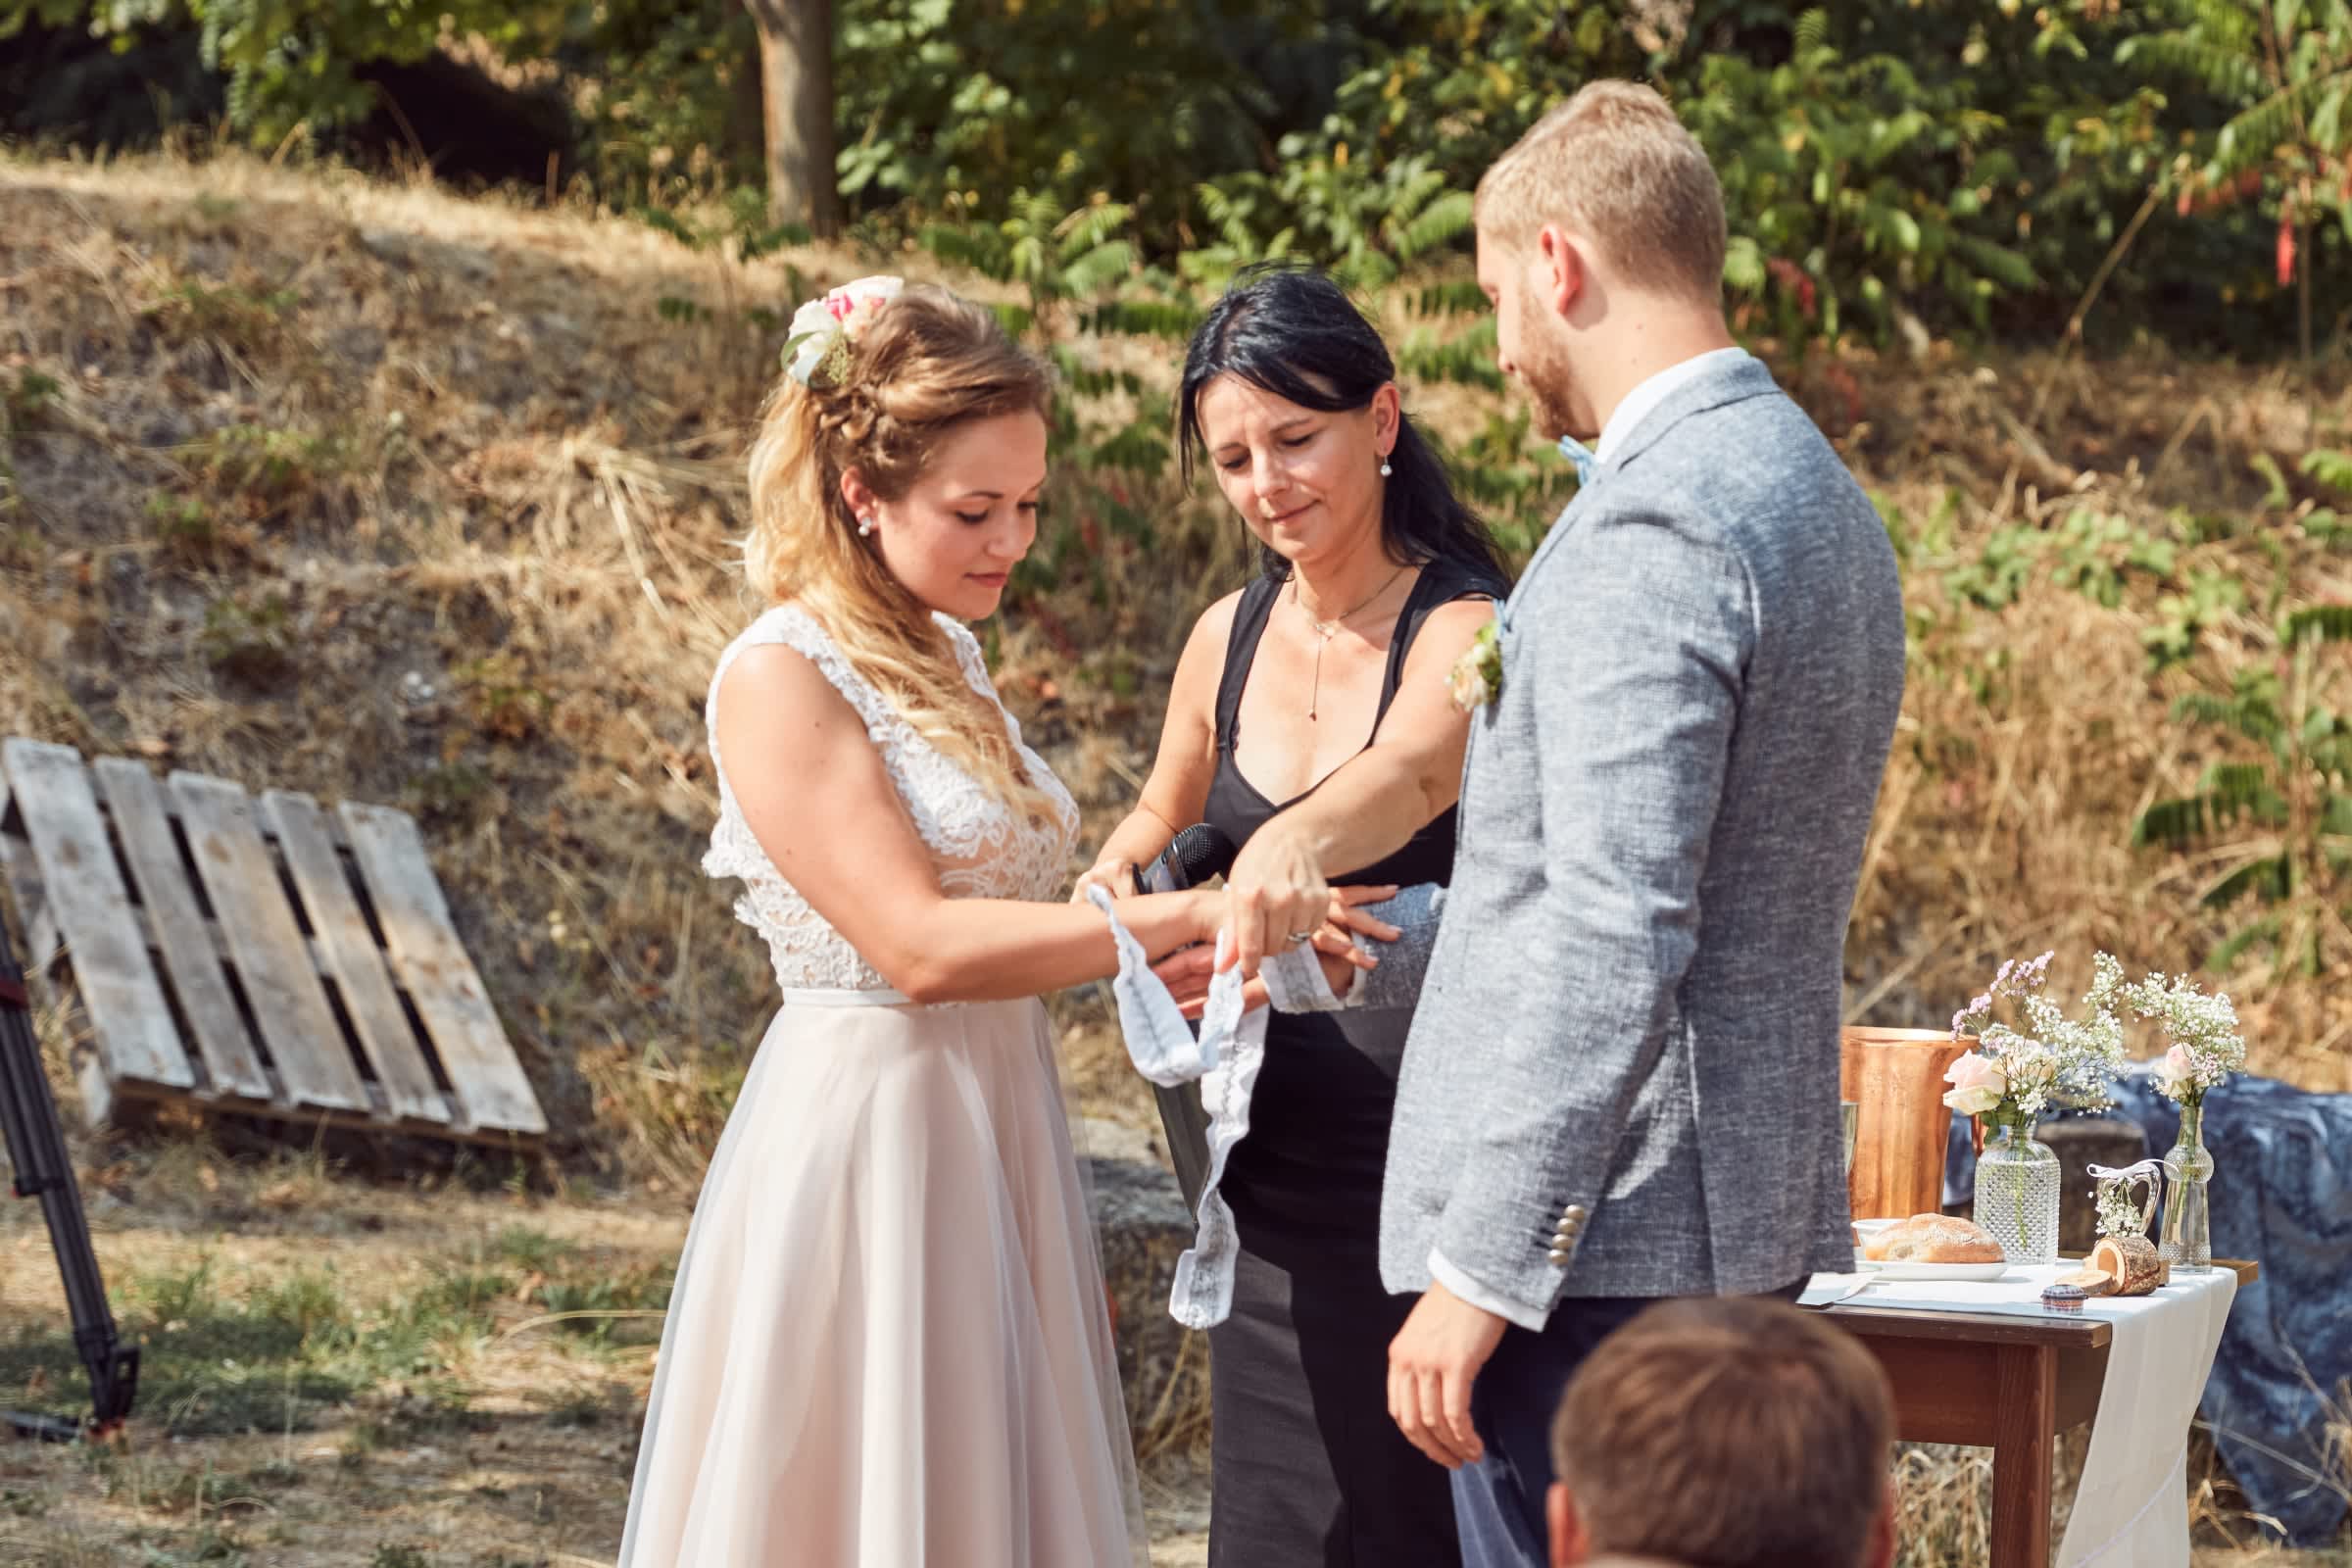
0, 1137, 1227, 1567
3, 1136, 2345, 1567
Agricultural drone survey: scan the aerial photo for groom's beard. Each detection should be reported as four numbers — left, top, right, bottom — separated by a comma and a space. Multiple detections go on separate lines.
1515, 316, 1590, 445
1529, 373, 1583, 446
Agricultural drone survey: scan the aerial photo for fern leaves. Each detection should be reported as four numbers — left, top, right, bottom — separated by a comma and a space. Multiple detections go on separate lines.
2284, 604, 2352, 644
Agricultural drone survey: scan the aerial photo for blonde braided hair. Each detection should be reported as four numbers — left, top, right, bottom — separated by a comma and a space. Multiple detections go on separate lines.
743, 283, 1061, 826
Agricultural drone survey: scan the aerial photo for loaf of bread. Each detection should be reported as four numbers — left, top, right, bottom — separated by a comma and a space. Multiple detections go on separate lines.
1862, 1213, 2004, 1264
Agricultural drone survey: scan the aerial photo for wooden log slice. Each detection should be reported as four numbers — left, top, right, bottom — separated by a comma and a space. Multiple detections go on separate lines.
2090, 1234, 2170, 1296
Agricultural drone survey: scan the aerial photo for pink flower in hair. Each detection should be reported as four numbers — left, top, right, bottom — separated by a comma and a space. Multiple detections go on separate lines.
783, 275, 906, 386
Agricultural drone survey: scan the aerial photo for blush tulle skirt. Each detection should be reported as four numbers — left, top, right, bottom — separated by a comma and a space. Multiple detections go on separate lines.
618, 993, 1149, 1567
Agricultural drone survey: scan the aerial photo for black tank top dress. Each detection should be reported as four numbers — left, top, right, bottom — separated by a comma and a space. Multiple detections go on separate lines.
1200, 554, 1505, 1568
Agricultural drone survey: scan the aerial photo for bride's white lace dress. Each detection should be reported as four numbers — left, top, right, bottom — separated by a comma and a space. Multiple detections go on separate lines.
618, 604, 1148, 1567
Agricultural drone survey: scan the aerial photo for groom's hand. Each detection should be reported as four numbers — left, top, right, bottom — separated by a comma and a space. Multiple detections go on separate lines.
1387, 1282, 1505, 1470
1222, 815, 1332, 977
1152, 942, 1365, 1019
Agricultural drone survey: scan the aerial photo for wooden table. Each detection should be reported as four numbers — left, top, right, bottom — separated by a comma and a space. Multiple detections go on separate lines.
1822, 1258, 2256, 1568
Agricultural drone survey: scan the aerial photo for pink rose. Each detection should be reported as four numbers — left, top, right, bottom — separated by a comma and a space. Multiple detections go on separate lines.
1941, 1051, 2009, 1116
2157, 1044, 2197, 1095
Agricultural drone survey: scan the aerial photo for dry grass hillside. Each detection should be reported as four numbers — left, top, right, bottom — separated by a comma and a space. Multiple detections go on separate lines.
1, 143, 2348, 1565
4, 148, 2345, 1175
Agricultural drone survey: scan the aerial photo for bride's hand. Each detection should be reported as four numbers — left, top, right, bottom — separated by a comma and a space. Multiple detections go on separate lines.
1070, 858, 1139, 904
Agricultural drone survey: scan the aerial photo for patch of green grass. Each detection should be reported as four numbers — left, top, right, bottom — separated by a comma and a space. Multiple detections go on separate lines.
493, 1225, 575, 1273
150, 1464, 266, 1517
190, 421, 356, 513
156, 279, 297, 359
4, 367, 58, 423
147, 492, 220, 552
236, 1459, 302, 1492
199, 592, 295, 683
455, 657, 554, 743
2, 1242, 666, 1447
408, 760, 493, 823
132, 1520, 254, 1565
379, 1378, 494, 1439
409, 1266, 516, 1319
369, 1544, 432, 1568
531, 1262, 672, 1347
339, 1419, 388, 1469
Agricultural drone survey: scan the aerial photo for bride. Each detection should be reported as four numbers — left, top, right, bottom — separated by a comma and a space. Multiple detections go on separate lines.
619, 277, 1241, 1566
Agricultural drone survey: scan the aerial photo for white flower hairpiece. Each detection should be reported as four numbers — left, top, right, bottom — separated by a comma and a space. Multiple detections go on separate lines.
783, 274, 905, 387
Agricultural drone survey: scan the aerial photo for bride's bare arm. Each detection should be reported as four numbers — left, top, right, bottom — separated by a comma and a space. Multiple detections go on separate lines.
714, 642, 1216, 1004
1072, 591, 1239, 901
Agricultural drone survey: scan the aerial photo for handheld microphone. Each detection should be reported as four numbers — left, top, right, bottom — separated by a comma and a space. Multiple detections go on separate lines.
1137, 822, 1237, 896
1129, 822, 1234, 1213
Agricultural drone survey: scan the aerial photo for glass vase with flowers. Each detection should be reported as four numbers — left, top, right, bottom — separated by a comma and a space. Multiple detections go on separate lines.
1945, 953, 2128, 1263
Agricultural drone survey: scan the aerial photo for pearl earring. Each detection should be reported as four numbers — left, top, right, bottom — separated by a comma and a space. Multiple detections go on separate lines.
857, 514, 876, 537
1379, 458, 1394, 477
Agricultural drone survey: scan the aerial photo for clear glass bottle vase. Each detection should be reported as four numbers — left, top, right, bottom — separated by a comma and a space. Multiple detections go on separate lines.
2159, 1102, 2214, 1273
1974, 1112, 2061, 1262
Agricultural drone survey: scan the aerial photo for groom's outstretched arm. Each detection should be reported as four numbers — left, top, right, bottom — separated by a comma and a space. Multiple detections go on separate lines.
1432, 505, 1748, 1325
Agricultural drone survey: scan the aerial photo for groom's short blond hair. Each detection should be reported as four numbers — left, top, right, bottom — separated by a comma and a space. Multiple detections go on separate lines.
1476, 81, 1726, 306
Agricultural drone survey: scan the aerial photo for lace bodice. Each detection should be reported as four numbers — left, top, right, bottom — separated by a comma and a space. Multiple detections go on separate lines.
704, 605, 1080, 994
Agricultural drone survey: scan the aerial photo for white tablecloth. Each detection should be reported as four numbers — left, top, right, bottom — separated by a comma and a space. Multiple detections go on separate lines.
1800, 1261, 2238, 1568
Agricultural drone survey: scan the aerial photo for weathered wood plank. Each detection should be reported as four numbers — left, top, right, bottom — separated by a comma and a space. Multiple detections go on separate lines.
171, 772, 369, 1113
0, 825, 62, 977
339, 803, 545, 1135
92, 758, 274, 1102
259, 790, 450, 1125
0, 819, 122, 1125
89, 1073, 526, 1145
1, 740, 193, 1092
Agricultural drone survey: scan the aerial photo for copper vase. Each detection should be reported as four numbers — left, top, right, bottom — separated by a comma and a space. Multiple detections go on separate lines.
1839, 1026, 1975, 1220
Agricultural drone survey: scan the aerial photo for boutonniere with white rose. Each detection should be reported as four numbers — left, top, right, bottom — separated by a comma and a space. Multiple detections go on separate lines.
1447, 621, 1501, 713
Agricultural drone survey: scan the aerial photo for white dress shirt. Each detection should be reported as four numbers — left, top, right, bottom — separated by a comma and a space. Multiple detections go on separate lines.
1593, 346, 1752, 464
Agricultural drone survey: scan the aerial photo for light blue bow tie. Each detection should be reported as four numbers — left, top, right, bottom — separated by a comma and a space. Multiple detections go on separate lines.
1558, 435, 1598, 485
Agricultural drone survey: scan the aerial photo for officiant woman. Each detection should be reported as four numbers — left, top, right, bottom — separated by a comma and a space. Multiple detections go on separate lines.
1074, 265, 1509, 1567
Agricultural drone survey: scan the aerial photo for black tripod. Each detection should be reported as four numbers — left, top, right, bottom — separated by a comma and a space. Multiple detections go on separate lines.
0, 898, 137, 1441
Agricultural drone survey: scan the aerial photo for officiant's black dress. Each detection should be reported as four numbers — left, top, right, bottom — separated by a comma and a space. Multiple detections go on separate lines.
1200, 556, 1503, 1568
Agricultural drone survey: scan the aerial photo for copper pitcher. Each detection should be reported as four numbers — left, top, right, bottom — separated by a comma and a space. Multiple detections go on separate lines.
1839, 1026, 1974, 1220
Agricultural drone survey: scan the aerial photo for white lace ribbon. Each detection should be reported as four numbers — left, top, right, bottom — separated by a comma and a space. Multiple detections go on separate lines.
1091, 887, 1335, 1328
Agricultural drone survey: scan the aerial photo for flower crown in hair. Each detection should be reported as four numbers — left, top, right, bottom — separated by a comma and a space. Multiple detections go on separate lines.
783, 275, 905, 388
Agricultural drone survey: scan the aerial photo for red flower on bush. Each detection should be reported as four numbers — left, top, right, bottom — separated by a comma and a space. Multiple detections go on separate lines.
1765, 257, 1818, 320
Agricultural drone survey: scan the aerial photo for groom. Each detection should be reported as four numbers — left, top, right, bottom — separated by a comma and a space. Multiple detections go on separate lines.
1218, 81, 1906, 1566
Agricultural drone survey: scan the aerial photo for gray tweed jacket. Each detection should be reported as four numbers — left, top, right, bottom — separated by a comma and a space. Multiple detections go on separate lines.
1366, 354, 1904, 1322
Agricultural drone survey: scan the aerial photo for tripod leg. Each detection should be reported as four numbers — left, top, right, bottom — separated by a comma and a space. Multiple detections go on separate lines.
1, 923, 138, 1437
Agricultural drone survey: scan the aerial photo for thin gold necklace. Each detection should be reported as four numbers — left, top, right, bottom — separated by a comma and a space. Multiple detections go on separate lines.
1292, 564, 1408, 722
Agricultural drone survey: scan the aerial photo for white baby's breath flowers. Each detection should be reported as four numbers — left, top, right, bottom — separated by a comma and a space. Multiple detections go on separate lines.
1945, 950, 2126, 1123
2121, 971, 2243, 1105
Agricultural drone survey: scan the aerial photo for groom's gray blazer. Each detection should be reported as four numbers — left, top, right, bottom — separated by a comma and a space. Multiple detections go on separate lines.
1379, 354, 1904, 1324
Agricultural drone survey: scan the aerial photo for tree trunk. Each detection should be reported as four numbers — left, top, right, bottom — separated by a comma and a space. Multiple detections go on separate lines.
744, 0, 840, 238
723, 0, 767, 186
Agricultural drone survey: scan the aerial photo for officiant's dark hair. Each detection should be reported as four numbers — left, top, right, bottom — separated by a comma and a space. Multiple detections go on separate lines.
1178, 265, 1504, 583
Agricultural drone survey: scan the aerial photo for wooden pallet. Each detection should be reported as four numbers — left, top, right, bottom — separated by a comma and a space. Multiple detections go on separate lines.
0, 739, 546, 1144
